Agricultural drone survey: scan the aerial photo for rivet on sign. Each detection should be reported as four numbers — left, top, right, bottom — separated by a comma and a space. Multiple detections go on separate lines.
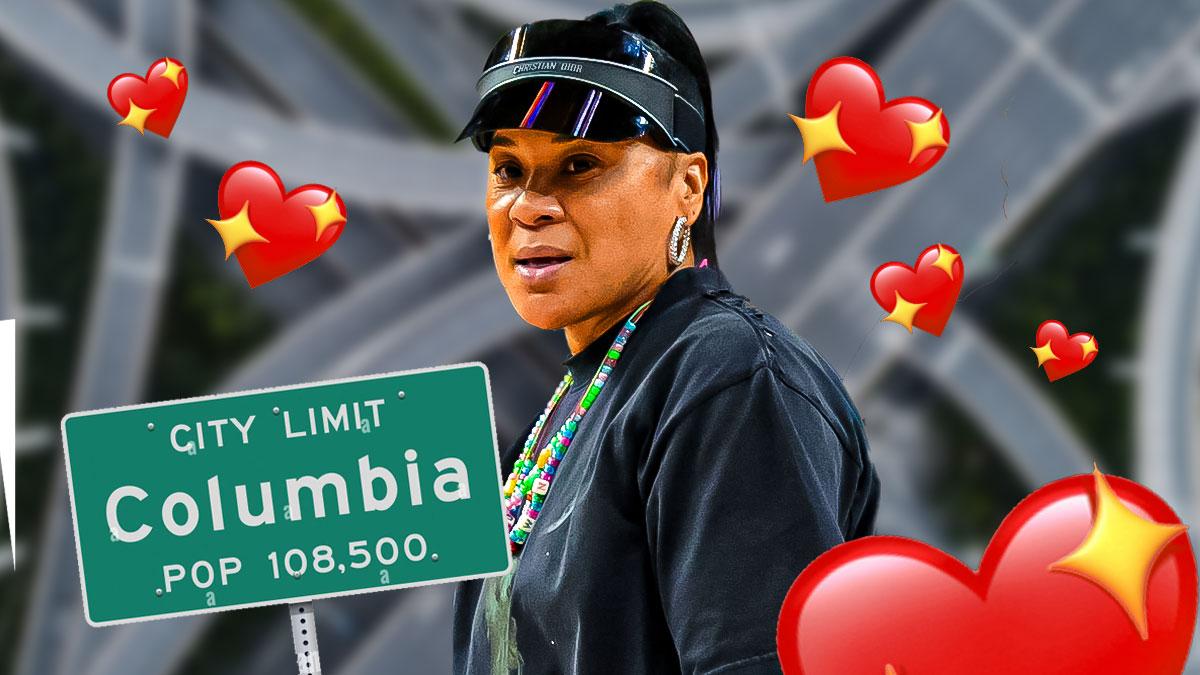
431, 553, 439, 561
272, 406, 280, 415
397, 391, 406, 399
292, 571, 301, 578
147, 423, 155, 431
155, 588, 163, 597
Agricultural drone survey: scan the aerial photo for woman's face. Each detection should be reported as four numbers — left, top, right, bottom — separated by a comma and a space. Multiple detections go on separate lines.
486, 127, 707, 333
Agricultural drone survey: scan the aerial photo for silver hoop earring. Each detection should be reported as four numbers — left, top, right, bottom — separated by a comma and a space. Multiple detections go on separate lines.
668, 216, 690, 267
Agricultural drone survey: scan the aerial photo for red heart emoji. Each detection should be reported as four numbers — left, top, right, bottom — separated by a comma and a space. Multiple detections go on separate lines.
208, 161, 346, 288
107, 58, 188, 138
777, 470, 1197, 674
1033, 320, 1098, 382
799, 56, 949, 201
869, 243, 963, 336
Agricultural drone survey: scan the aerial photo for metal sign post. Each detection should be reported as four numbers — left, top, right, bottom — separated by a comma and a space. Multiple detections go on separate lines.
289, 600, 322, 675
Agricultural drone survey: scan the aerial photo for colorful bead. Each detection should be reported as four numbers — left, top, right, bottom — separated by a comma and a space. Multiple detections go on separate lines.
499, 299, 652, 553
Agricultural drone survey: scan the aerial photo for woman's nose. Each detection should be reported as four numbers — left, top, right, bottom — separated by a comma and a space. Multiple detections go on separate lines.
508, 187, 564, 228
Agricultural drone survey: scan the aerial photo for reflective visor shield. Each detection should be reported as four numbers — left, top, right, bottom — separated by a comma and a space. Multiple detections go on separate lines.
455, 20, 707, 153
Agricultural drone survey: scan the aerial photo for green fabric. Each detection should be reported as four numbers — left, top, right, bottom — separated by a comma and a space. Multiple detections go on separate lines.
483, 553, 524, 674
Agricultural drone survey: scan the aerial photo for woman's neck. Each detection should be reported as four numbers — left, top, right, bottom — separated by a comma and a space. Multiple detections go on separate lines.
563, 262, 693, 355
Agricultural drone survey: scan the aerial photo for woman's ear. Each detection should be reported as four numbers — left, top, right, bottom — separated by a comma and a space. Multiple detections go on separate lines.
678, 151, 708, 224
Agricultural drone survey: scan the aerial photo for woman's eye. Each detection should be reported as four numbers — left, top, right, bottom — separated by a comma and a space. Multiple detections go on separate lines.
493, 163, 522, 182
564, 156, 598, 175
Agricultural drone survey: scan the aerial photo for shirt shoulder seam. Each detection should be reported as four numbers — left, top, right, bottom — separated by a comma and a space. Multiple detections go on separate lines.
771, 369, 861, 469
700, 292, 774, 367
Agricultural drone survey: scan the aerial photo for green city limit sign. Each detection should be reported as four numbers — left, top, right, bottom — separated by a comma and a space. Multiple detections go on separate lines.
61, 363, 512, 626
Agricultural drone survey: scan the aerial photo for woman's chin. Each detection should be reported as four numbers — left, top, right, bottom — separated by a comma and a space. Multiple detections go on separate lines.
515, 305, 573, 331
508, 294, 578, 331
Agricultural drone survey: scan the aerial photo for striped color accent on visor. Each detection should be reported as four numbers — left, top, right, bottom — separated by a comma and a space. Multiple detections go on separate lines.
572, 88, 603, 137
520, 80, 555, 128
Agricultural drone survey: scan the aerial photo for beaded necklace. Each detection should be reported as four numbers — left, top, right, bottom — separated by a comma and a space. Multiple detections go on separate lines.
501, 298, 654, 553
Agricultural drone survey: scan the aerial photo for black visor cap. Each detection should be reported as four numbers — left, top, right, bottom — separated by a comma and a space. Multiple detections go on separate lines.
458, 78, 676, 151
456, 19, 707, 154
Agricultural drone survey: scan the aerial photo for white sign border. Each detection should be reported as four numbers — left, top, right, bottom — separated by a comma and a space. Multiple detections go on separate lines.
0, 319, 13, 570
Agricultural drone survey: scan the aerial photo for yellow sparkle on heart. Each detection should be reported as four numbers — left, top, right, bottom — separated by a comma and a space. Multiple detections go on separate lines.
306, 189, 346, 241
1048, 465, 1187, 640
1030, 340, 1059, 367
206, 200, 270, 259
158, 57, 184, 88
116, 100, 156, 135
1080, 336, 1099, 359
881, 291, 925, 333
789, 100, 856, 163
906, 109, 948, 162
930, 244, 959, 280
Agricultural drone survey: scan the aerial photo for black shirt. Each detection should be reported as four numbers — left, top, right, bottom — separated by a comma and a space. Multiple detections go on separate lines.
452, 264, 881, 674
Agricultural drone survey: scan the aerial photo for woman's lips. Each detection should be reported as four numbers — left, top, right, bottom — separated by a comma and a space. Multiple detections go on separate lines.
514, 256, 572, 282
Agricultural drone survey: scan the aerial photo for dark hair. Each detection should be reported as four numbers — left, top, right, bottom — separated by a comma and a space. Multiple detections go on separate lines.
584, 1, 721, 268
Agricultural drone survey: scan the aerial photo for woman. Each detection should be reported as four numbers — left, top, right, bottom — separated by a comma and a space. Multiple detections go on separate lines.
451, 3, 881, 673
